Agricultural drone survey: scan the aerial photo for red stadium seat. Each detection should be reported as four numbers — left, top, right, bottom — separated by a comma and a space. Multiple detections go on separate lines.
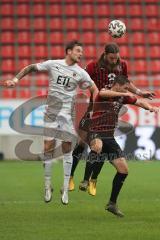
81, 32, 96, 44
17, 31, 30, 44
143, 0, 159, 2
32, 3, 46, 16
32, 18, 46, 30
148, 32, 160, 44
34, 45, 48, 58
0, 17, 14, 30
1, 73, 12, 81
1, 32, 14, 43
130, 18, 144, 31
132, 46, 146, 59
130, 32, 145, 44
64, 4, 79, 16
97, 32, 112, 45
97, 18, 110, 31
33, 31, 47, 44
65, 32, 80, 42
128, 0, 143, 2
49, 18, 63, 30
36, 89, 48, 96
1, 46, 15, 58
116, 34, 129, 45
147, 18, 159, 31
17, 45, 31, 58
144, 4, 158, 17
2, 89, 17, 98
96, 4, 110, 16
19, 89, 32, 98
36, 77, 48, 87
49, 32, 63, 44
79, 4, 95, 16
81, 18, 95, 30
153, 76, 160, 87
1, 59, 15, 72
80, 0, 97, 2
130, 60, 146, 73
112, 5, 127, 16
149, 46, 160, 58
120, 46, 130, 59
48, 4, 62, 16
149, 60, 159, 73
128, 4, 142, 16
0, 3, 14, 16
15, 4, 30, 16
16, 0, 46, 1
17, 59, 31, 70
133, 75, 149, 87
16, 17, 30, 30
65, 18, 79, 30
51, 46, 64, 58
19, 78, 31, 87
85, 46, 97, 58
111, 0, 128, 1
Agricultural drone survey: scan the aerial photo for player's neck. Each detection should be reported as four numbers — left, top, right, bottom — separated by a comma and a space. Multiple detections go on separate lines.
65, 56, 76, 66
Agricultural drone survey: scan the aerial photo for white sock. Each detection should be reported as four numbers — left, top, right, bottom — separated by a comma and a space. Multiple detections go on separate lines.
44, 159, 53, 188
63, 152, 73, 192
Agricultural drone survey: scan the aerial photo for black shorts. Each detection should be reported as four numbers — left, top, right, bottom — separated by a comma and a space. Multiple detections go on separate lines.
89, 132, 124, 161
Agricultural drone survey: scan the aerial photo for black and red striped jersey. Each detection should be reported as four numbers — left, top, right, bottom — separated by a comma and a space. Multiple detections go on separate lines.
85, 60, 128, 90
90, 94, 137, 135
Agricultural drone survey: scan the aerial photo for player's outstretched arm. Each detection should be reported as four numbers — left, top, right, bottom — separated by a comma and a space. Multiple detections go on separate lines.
99, 89, 135, 98
128, 81, 155, 99
135, 99, 159, 113
2, 64, 38, 88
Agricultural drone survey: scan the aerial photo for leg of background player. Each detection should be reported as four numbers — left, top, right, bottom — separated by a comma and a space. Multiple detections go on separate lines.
106, 157, 128, 217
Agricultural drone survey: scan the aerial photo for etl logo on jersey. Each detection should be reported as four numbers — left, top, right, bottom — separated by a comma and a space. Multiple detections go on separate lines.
57, 75, 70, 87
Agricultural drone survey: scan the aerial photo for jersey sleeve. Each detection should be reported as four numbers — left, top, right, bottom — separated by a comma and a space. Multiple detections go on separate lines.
85, 61, 95, 79
123, 96, 137, 105
36, 60, 53, 71
80, 69, 94, 87
121, 61, 128, 79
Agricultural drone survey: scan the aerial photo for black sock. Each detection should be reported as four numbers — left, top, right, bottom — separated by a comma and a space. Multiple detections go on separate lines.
71, 144, 85, 177
91, 161, 104, 180
83, 150, 98, 181
109, 172, 128, 204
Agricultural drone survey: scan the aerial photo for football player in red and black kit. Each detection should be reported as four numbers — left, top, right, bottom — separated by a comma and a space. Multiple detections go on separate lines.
83, 75, 158, 217
69, 42, 155, 192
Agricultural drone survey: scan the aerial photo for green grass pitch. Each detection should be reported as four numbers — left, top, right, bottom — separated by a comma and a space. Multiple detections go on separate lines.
0, 160, 160, 240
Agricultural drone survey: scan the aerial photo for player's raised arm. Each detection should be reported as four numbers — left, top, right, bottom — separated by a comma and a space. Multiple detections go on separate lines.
2, 64, 38, 88
128, 81, 155, 99
99, 88, 135, 98
134, 98, 159, 113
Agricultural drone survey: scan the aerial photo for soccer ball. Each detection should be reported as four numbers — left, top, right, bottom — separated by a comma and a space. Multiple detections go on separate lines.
108, 20, 126, 38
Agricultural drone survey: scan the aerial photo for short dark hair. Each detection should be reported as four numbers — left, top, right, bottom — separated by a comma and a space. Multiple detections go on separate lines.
65, 40, 83, 54
113, 75, 130, 85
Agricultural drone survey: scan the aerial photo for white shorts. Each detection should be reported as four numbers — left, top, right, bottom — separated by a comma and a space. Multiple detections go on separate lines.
43, 114, 77, 142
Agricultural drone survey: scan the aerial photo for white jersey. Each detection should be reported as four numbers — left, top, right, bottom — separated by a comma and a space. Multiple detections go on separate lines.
37, 59, 93, 104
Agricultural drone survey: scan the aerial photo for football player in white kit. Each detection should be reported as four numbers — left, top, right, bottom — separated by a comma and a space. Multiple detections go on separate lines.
3, 40, 98, 205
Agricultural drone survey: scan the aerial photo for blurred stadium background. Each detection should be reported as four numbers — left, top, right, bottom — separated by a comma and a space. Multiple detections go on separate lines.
0, 0, 160, 159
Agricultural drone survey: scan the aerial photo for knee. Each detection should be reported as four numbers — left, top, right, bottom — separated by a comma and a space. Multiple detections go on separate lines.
90, 138, 103, 154
44, 142, 53, 153
113, 157, 129, 174
62, 142, 72, 153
